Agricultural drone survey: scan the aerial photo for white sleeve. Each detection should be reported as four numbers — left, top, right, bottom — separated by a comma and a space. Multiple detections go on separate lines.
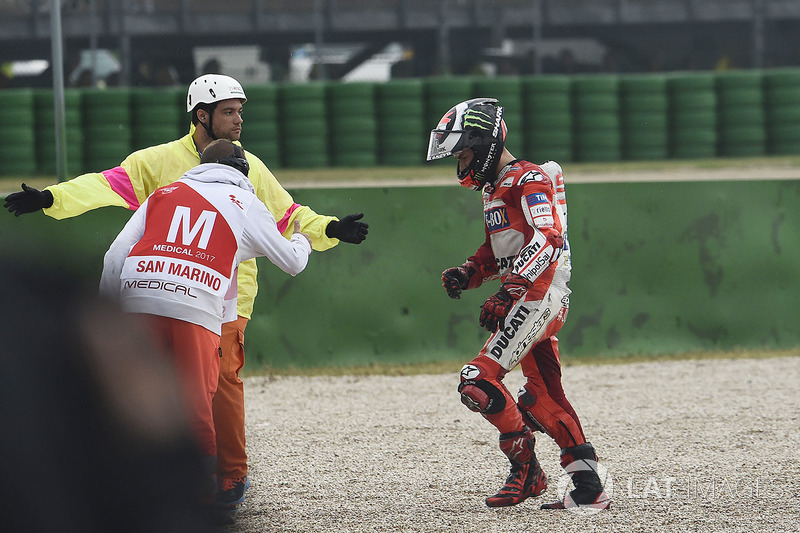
99, 200, 148, 298
241, 202, 312, 276
512, 181, 562, 283
511, 227, 559, 283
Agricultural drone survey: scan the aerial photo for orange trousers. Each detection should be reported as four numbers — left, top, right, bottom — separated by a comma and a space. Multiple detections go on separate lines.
213, 316, 248, 481
138, 314, 221, 457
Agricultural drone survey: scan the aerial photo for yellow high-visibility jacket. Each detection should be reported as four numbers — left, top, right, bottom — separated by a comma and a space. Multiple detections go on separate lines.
44, 125, 339, 319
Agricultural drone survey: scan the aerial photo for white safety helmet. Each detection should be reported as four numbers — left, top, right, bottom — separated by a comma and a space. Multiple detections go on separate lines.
186, 74, 247, 113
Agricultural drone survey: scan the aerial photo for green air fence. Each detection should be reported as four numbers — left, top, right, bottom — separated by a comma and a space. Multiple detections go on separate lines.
2, 179, 799, 370
7, 68, 800, 176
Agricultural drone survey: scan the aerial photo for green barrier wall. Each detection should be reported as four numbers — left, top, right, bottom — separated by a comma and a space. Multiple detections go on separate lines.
2, 179, 798, 369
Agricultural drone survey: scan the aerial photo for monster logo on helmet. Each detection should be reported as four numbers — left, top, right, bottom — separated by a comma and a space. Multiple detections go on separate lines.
426, 97, 507, 191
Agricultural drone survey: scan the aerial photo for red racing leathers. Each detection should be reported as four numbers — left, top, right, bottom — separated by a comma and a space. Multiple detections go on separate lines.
457, 159, 587, 450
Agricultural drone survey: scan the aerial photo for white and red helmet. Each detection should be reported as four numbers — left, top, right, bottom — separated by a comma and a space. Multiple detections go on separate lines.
426, 97, 507, 190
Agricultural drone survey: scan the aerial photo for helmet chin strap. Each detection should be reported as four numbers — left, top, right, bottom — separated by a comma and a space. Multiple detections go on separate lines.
200, 118, 216, 140
198, 107, 217, 141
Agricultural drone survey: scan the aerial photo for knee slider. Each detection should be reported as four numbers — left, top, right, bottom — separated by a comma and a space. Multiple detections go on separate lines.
458, 364, 506, 415
459, 383, 491, 413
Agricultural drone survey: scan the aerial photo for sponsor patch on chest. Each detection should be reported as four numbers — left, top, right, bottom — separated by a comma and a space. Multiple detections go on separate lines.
526, 193, 548, 206
525, 193, 554, 227
485, 207, 510, 233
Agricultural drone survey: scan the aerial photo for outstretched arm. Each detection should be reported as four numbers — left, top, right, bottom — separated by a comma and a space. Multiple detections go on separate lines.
242, 205, 312, 277
4, 183, 54, 216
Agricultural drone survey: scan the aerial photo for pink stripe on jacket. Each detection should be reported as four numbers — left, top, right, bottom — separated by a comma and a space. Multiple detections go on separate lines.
102, 167, 140, 210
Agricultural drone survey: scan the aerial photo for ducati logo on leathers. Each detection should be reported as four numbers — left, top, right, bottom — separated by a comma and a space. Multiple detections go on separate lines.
489, 305, 532, 358
489, 305, 552, 366
496, 255, 516, 271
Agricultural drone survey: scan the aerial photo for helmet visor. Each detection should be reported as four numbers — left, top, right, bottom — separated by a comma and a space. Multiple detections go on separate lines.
426, 128, 465, 161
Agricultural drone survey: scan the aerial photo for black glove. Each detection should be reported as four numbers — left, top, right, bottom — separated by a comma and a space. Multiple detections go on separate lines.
442, 266, 469, 299
326, 213, 368, 244
479, 273, 533, 332
4, 183, 54, 217
442, 260, 480, 299
479, 289, 514, 332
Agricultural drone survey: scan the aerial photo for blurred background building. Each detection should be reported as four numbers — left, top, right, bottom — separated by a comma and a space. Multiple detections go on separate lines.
0, 0, 799, 89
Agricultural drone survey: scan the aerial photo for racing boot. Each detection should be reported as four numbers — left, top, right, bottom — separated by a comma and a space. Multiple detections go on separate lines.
540, 442, 610, 510
485, 428, 548, 507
